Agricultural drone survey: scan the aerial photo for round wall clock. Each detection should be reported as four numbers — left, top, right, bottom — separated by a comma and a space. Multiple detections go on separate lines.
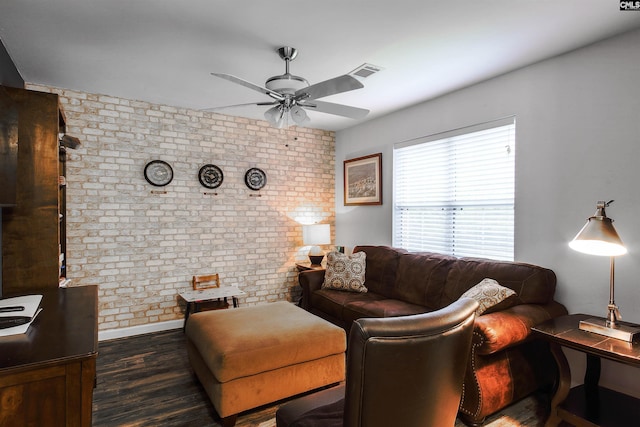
144, 160, 173, 187
245, 168, 267, 191
198, 164, 224, 189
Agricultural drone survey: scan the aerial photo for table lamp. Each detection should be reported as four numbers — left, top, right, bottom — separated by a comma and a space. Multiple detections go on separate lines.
302, 224, 331, 265
569, 200, 640, 341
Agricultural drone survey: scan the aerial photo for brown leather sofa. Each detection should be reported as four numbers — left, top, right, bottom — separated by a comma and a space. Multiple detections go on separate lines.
298, 246, 568, 426
276, 298, 479, 427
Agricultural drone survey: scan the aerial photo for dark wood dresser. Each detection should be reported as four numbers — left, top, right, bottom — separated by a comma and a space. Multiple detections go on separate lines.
0, 285, 98, 427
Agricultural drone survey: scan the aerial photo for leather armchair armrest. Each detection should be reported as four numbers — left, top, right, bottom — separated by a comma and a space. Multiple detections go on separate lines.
473, 301, 567, 355
299, 269, 326, 310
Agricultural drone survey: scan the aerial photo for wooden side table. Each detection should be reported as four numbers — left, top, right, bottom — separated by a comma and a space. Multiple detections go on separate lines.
532, 313, 640, 427
179, 286, 246, 331
295, 262, 325, 272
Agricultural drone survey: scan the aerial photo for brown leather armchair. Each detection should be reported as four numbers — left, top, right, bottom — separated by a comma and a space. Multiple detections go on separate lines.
275, 298, 479, 427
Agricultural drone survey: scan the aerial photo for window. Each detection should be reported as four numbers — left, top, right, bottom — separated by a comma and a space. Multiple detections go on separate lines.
393, 117, 515, 261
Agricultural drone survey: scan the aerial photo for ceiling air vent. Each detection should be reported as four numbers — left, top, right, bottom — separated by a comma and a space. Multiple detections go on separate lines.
349, 63, 383, 79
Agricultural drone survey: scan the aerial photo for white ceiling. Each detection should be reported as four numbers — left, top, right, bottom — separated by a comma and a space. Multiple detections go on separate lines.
2, 1, 640, 131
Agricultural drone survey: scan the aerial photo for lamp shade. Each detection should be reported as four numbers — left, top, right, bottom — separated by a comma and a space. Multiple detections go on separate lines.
264, 104, 309, 128
302, 224, 331, 246
264, 105, 287, 128
569, 202, 627, 256
289, 105, 309, 124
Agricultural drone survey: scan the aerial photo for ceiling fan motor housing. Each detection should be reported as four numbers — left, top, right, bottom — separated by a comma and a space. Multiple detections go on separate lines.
265, 74, 308, 94
265, 46, 309, 94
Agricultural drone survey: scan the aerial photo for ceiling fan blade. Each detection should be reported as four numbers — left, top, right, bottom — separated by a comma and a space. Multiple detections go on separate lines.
203, 101, 278, 112
295, 75, 363, 100
300, 100, 369, 119
211, 73, 284, 100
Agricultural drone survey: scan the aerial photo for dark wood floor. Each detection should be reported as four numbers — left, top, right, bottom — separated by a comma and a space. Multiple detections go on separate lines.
93, 329, 551, 427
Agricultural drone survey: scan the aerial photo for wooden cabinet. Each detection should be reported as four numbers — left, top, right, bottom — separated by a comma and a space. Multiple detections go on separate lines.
0, 86, 19, 207
1, 86, 66, 294
0, 286, 98, 427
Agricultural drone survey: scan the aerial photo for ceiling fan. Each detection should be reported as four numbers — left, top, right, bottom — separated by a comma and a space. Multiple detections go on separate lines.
210, 46, 369, 128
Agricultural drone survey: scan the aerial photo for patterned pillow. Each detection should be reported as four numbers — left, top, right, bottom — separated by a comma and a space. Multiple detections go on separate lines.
322, 251, 367, 293
460, 278, 516, 315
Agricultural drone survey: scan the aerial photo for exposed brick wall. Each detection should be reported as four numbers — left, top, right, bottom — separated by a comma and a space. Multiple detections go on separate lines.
27, 84, 335, 331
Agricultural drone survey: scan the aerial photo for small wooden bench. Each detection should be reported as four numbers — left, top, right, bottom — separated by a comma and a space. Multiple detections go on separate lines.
185, 301, 346, 426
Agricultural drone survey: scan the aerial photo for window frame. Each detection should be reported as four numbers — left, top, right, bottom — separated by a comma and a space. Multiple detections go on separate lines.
392, 117, 516, 261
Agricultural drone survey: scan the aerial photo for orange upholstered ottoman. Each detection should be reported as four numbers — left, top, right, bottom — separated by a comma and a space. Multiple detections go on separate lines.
185, 301, 346, 427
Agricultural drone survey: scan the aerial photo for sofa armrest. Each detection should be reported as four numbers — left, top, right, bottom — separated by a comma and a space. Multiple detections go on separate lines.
473, 300, 567, 355
298, 269, 326, 310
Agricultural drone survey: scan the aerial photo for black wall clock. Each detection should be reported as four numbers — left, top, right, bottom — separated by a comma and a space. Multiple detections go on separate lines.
198, 164, 224, 189
245, 168, 267, 191
144, 160, 173, 187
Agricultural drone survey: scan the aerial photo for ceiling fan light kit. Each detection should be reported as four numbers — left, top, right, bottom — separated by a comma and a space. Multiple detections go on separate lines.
211, 46, 369, 128
264, 103, 309, 128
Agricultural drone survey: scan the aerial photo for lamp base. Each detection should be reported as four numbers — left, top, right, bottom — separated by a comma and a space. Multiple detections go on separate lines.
579, 317, 640, 342
308, 255, 324, 266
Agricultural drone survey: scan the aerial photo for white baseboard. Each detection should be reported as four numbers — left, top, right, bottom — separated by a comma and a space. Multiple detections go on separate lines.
98, 319, 184, 342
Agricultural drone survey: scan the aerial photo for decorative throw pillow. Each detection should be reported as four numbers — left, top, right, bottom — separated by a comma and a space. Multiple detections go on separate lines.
460, 278, 516, 316
322, 251, 367, 293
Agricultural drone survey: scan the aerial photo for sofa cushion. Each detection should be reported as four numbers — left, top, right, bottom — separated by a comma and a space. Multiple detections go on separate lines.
353, 246, 407, 297
442, 257, 557, 307
311, 288, 386, 321
343, 298, 429, 320
460, 278, 516, 315
322, 251, 367, 293
392, 252, 456, 310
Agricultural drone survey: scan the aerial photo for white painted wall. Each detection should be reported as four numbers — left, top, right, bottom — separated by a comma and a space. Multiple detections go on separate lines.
335, 28, 640, 396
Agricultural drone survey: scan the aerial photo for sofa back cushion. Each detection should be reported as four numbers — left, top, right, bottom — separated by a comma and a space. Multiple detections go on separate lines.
442, 257, 557, 307
353, 246, 406, 297
392, 252, 457, 310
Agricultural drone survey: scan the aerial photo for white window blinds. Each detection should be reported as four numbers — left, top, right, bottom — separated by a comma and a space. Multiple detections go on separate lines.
393, 117, 515, 261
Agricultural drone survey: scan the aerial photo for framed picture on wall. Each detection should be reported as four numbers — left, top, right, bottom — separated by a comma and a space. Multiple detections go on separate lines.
344, 153, 382, 206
